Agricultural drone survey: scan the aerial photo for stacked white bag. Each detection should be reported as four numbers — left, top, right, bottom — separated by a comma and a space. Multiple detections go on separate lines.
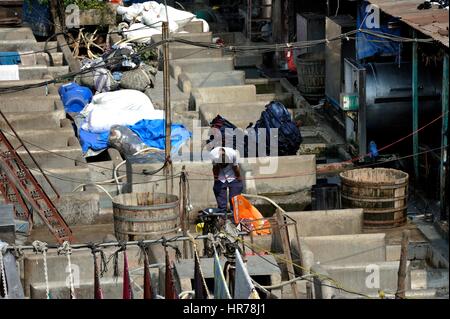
117, 1, 197, 43
80, 90, 164, 133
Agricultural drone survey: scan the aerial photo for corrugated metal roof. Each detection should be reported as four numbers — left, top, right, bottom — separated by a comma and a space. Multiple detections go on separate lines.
367, 0, 449, 47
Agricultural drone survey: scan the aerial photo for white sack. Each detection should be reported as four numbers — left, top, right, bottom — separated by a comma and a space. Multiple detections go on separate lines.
124, 23, 161, 43
80, 90, 164, 133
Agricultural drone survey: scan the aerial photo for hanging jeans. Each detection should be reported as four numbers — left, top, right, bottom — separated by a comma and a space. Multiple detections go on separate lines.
213, 179, 243, 210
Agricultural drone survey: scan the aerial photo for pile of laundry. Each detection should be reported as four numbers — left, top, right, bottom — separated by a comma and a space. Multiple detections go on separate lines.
207, 101, 303, 157
59, 85, 191, 158
116, 1, 209, 43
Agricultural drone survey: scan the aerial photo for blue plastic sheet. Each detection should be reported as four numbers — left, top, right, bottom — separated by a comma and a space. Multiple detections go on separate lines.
79, 129, 110, 153
79, 119, 191, 154
0, 52, 21, 65
356, 1, 401, 60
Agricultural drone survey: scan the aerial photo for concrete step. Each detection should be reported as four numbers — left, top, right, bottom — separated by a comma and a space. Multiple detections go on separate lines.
0, 95, 60, 113
234, 51, 264, 68
35, 52, 64, 66
168, 45, 223, 60
189, 84, 257, 111
0, 39, 37, 51
170, 56, 234, 81
180, 20, 204, 33
151, 31, 213, 45
178, 70, 245, 94
17, 145, 84, 169
28, 166, 92, 196
0, 79, 58, 97
0, 110, 66, 130
48, 66, 69, 78
17, 65, 69, 80
18, 65, 51, 80
199, 101, 267, 127
0, 27, 35, 41
5, 127, 77, 149
35, 41, 60, 53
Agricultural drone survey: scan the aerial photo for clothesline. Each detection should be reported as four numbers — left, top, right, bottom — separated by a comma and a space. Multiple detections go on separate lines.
2, 232, 248, 252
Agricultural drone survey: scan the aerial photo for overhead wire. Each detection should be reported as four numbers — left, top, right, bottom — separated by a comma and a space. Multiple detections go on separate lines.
0, 105, 447, 186
0, 26, 437, 95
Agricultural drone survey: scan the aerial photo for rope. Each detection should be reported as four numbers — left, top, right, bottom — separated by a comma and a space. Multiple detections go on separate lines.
106, 241, 127, 279
32, 241, 50, 299
57, 241, 76, 299
187, 232, 212, 299
0, 242, 8, 299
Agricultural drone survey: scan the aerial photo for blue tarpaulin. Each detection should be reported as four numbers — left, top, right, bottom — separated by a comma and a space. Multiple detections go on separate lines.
356, 1, 401, 60
79, 119, 191, 154
0, 52, 21, 65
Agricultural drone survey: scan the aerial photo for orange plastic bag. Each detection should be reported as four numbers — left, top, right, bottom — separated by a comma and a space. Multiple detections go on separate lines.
232, 195, 271, 235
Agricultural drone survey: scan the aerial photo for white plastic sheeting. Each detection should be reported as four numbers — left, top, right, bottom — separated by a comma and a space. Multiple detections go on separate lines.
116, 1, 207, 43
80, 89, 164, 133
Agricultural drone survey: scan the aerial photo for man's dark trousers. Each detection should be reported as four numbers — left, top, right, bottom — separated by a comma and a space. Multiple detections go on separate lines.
213, 179, 243, 210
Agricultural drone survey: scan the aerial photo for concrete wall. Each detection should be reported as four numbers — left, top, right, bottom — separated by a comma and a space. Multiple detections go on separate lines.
241, 155, 316, 195
178, 70, 245, 94
199, 101, 268, 128
21, 245, 164, 299
286, 209, 364, 238
322, 261, 411, 297
294, 233, 387, 272
311, 261, 411, 299
121, 155, 316, 215
170, 57, 235, 82
189, 85, 257, 111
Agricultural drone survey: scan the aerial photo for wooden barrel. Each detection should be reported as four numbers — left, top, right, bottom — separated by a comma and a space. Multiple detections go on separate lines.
340, 168, 409, 229
112, 192, 179, 241
295, 52, 326, 100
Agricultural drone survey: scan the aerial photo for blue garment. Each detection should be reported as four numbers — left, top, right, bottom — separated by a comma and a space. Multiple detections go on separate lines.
79, 119, 192, 154
0, 52, 21, 65
129, 119, 192, 152
356, 1, 401, 60
79, 129, 110, 153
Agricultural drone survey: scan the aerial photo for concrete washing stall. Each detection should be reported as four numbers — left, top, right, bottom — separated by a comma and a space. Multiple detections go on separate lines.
283, 210, 449, 299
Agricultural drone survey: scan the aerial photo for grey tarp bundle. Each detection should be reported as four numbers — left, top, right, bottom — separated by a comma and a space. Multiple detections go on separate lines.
120, 64, 157, 92
0, 241, 25, 299
109, 125, 149, 156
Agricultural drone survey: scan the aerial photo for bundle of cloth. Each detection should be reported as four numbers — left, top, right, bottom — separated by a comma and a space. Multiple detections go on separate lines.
116, 1, 209, 43
77, 89, 191, 156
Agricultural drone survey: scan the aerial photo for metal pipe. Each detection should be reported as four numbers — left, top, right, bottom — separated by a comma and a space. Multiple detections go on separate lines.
358, 67, 367, 157
0, 110, 60, 199
441, 54, 449, 220
412, 33, 419, 180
